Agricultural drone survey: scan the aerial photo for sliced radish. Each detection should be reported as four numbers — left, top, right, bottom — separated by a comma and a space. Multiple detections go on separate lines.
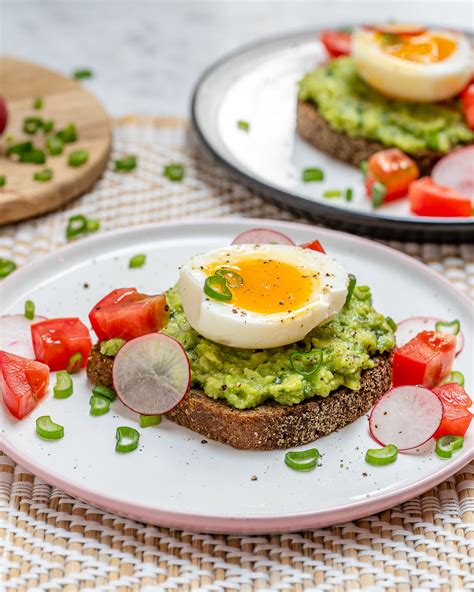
432, 146, 474, 200
112, 333, 190, 415
369, 385, 443, 451
231, 228, 295, 245
0, 314, 47, 359
396, 316, 464, 356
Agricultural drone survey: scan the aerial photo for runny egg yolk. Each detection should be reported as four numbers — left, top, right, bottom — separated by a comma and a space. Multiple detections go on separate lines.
379, 33, 457, 63
209, 258, 316, 314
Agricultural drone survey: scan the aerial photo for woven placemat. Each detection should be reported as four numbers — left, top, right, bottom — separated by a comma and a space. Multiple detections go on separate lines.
1, 116, 473, 591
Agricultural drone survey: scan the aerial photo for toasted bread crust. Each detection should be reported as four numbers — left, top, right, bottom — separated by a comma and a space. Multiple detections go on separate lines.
87, 345, 393, 450
296, 99, 443, 175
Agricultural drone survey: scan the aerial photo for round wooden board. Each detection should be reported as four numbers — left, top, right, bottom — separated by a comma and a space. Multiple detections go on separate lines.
0, 56, 112, 225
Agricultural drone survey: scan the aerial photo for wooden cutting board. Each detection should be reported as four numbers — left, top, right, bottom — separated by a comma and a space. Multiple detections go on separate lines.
0, 56, 112, 225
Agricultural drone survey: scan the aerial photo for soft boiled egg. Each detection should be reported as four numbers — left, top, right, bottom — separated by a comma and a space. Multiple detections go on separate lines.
352, 26, 472, 102
178, 244, 348, 349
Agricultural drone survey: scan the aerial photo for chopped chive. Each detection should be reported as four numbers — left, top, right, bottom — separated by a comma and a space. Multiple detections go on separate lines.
89, 394, 111, 416
129, 254, 146, 268
6, 141, 33, 157
92, 385, 117, 401
0, 258, 17, 279
115, 426, 140, 453
354, 285, 371, 302
36, 416, 64, 440
322, 189, 342, 198
33, 168, 53, 182
386, 316, 397, 332
56, 123, 77, 143
359, 160, 368, 174
302, 168, 324, 182
23, 117, 43, 135
42, 120, 54, 134
344, 273, 356, 307
100, 338, 126, 357
365, 444, 398, 466
237, 120, 250, 131
66, 214, 87, 239
371, 182, 386, 208
24, 300, 35, 320
163, 163, 185, 182
21, 149, 46, 164
46, 135, 64, 156
54, 371, 74, 399
68, 150, 89, 167
66, 352, 83, 374
33, 96, 44, 110
140, 415, 162, 428
345, 188, 353, 202
114, 154, 137, 172
86, 218, 100, 233
73, 68, 93, 80
0, 176, 5, 187
285, 448, 319, 471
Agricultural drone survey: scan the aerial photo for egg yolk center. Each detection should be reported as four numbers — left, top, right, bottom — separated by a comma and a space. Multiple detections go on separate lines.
210, 258, 316, 314
379, 33, 456, 63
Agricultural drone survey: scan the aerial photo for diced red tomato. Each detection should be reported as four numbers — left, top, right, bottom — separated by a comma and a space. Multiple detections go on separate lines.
365, 149, 420, 204
433, 382, 473, 439
392, 330, 456, 388
409, 177, 472, 217
460, 81, 474, 130
0, 351, 49, 419
320, 30, 352, 58
301, 239, 326, 254
31, 318, 92, 372
89, 288, 168, 342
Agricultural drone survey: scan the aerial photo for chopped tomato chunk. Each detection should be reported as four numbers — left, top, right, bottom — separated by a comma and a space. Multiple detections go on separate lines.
89, 288, 168, 342
0, 351, 49, 419
433, 382, 473, 439
392, 330, 456, 388
409, 177, 472, 217
320, 30, 352, 58
460, 81, 474, 130
301, 239, 326, 253
31, 318, 92, 372
365, 149, 419, 205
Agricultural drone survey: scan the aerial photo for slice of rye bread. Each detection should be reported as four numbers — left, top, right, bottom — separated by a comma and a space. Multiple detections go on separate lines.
87, 345, 393, 450
297, 99, 445, 175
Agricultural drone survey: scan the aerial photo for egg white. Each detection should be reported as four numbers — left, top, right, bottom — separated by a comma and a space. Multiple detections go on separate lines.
352, 29, 472, 102
178, 244, 348, 349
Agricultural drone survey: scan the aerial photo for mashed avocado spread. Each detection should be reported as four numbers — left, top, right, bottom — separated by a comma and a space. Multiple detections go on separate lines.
298, 57, 473, 154
162, 286, 395, 410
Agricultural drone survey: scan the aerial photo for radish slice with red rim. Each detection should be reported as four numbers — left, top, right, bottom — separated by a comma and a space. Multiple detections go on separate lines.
0, 314, 47, 359
112, 333, 190, 415
432, 146, 474, 200
396, 316, 464, 356
231, 228, 295, 245
369, 385, 443, 451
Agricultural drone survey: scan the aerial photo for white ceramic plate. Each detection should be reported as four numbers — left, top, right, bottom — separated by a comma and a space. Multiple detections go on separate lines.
191, 30, 473, 242
1, 219, 473, 534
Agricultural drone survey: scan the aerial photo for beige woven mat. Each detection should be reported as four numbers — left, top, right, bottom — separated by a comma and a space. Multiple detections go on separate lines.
1, 116, 473, 591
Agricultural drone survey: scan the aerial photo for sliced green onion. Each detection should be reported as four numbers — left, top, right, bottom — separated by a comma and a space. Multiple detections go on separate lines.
129, 254, 146, 268
163, 163, 185, 182
92, 385, 117, 401
435, 435, 464, 459
23, 116, 43, 135
24, 300, 35, 320
435, 319, 460, 336
33, 168, 53, 182
86, 218, 100, 233
365, 444, 398, 466
56, 123, 77, 143
6, 141, 33, 157
66, 352, 83, 374
371, 182, 386, 208
447, 371, 465, 387
344, 273, 356, 307
36, 416, 64, 440
114, 154, 137, 172
359, 160, 368, 174
140, 415, 162, 428
21, 149, 46, 164
285, 448, 319, 471
345, 188, 353, 202
89, 394, 111, 416
0, 258, 17, 279
33, 96, 44, 110
73, 68, 93, 80
100, 338, 126, 357
54, 371, 73, 399
290, 350, 324, 378
204, 275, 232, 301
115, 426, 140, 453
354, 285, 371, 301
66, 214, 88, 239
302, 168, 324, 183
0, 176, 5, 187
237, 120, 250, 131
386, 316, 397, 332
46, 135, 63, 155
215, 267, 243, 288
322, 189, 342, 198
68, 150, 89, 167
42, 120, 54, 134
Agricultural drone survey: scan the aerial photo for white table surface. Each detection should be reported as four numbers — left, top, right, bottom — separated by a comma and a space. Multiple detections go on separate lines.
2, 0, 473, 117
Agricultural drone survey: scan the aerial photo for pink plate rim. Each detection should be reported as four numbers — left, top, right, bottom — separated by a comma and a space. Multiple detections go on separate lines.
1, 217, 473, 534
